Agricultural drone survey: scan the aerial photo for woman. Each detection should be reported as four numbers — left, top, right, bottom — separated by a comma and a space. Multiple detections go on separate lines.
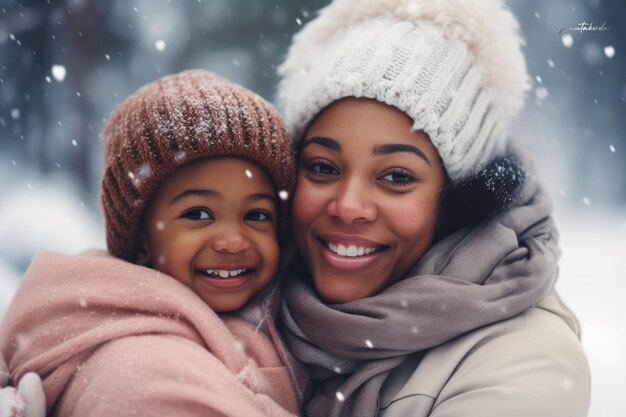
276, 0, 591, 416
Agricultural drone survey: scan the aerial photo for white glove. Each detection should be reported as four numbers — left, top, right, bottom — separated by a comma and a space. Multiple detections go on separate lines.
0, 353, 45, 417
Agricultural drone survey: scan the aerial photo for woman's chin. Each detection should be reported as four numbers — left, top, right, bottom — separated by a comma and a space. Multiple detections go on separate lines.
312, 275, 379, 304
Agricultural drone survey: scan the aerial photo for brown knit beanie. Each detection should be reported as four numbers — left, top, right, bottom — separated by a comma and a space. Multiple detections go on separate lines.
100, 69, 296, 263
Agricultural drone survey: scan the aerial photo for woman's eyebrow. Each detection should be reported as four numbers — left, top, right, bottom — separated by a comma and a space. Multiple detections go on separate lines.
300, 136, 342, 152
373, 143, 431, 165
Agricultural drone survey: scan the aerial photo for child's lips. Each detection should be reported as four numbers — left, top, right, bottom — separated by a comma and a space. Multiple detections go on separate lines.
199, 268, 250, 278
196, 266, 256, 289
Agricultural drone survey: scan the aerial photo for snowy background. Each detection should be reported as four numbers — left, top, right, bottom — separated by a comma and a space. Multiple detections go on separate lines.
0, 1, 625, 416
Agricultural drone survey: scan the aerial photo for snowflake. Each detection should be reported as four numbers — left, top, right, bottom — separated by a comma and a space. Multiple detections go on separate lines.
51, 65, 67, 82
561, 34, 574, 48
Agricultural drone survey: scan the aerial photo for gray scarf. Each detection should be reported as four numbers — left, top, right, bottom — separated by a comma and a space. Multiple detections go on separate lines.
280, 155, 559, 417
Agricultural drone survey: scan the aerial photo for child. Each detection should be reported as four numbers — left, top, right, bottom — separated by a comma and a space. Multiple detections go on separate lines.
0, 70, 305, 417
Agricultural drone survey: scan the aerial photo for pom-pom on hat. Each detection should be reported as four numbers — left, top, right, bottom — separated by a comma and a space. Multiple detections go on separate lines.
278, 0, 530, 182
101, 69, 296, 262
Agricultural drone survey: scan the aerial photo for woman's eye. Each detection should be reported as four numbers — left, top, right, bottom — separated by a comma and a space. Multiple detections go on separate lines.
379, 170, 417, 185
305, 160, 339, 175
182, 208, 212, 220
245, 210, 273, 222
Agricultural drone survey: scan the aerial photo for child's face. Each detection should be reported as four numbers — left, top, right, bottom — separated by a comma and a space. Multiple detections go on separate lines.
141, 157, 280, 312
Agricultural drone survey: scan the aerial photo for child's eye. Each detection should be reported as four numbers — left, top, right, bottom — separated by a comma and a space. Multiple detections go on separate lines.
245, 210, 273, 222
304, 159, 339, 176
378, 169, 417, 185
182, 208, 212, 220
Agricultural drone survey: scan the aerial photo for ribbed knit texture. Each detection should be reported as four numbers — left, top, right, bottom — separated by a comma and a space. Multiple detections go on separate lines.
101, 70, 296, 262
278, 0, 530, 183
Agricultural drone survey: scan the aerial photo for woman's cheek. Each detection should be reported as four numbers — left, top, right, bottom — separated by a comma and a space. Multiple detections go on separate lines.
292, 182, 322, 229
384, 195, 440, 241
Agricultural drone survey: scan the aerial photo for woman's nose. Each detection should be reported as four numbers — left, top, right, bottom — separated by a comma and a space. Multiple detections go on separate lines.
210, 227, 252, 254
326, 179, 377, 224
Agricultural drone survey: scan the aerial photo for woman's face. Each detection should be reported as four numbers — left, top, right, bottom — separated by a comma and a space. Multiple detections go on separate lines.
293, 98, 446, 303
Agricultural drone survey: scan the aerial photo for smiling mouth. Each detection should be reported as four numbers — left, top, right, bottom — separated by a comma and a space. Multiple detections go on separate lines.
197, 268, 254, 278
318, 238, 388, 258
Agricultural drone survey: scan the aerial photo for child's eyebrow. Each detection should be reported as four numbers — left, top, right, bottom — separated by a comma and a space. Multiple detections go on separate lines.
169, 189, 220, 206
248, 193, 277, 205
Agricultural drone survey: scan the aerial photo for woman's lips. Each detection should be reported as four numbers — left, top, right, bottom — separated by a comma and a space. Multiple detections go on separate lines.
317, 238, 387, 271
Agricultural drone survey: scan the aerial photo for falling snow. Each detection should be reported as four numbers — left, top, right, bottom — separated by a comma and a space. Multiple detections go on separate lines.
156, 221, 165, 231
335, 391, 345, 402
155, 40, 166, 51
535, 86, 549, 103
245, 169, 253, 178
365, 339, 373, 348
561, 34, 574, 48
51, 65, 67, 82
138, 163, 152, 181
278, 190, 289, 201
0, 3, 623, 415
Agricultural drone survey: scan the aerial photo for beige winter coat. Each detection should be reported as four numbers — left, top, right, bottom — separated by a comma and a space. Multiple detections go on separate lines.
378, 290, 591, 417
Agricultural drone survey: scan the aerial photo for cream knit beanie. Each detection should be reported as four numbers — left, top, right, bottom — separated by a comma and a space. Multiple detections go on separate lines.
278, 0, 530, 182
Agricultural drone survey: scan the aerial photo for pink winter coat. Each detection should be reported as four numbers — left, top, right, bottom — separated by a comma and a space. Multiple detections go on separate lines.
0, 250, 302, 417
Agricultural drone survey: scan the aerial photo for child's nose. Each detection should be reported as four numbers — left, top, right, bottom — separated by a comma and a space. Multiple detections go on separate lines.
211, 229, 252, 254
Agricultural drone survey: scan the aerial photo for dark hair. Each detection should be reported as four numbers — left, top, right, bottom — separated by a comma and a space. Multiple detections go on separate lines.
435, 156, 527, 239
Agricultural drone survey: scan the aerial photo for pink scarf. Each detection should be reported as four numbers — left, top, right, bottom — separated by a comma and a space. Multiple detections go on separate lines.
1, 250, 304, 416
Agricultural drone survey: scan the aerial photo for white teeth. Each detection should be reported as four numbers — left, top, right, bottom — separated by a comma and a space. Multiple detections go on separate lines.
327, 242, 379, 257
204, 269, 247, 278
